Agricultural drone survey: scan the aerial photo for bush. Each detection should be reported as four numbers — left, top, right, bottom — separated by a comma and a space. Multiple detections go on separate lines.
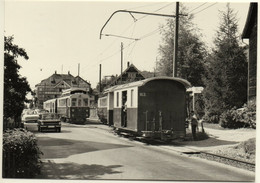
3, 128, 43, 178
219, 107, 248, 129
219, 100, 256, 129
240, 100, 256, 129
239, 138, 256, 155
203, 114, 220, 124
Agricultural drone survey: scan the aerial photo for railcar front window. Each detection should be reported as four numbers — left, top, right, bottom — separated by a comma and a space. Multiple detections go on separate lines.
72, 98, 77, 106
83, 98, 88, 106
78, 99, 82, 107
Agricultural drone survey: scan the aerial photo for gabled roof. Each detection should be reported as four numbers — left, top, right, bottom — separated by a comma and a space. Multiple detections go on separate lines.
109, 63, 145, 85
54, 80, 71, 88
75, 75, 91, 85
35, 72, 91, 87
242, 3, 258, 38
104, 76, 191, 93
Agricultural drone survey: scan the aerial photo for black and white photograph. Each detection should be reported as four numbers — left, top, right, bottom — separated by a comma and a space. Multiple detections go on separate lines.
1, 0, 258, 182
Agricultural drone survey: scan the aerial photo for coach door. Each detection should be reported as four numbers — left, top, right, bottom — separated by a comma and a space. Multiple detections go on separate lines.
108, 92, 114, 126
121, 91, 127, 127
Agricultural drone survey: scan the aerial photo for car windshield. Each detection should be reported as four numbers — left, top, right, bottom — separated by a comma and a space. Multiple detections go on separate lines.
36, 109, 49, 114
40, 113, 60, 120
25, 110, 37, 115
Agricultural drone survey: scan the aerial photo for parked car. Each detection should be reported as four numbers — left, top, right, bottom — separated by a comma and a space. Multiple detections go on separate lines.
38, 113, 61, 132
35, 109, 49, 115
21, 109, 39, 131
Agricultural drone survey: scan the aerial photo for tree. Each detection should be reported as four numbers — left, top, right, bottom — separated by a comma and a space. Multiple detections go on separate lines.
95, 75, 116, 93
4, 36, 31, 124
202, 4, 248, 122
156, 3, 207, 86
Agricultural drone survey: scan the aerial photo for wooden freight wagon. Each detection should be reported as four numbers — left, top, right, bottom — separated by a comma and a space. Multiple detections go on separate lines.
101, 76, 191, 140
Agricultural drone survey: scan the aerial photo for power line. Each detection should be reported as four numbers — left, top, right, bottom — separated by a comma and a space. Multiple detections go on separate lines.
137, 2, 175, 21
189, 2, 208, 13
125, 41, 138, 61
139, 28, 161, 40
193, 2, 218, 15
99, 40, 137, 63
126, 2, 168, 11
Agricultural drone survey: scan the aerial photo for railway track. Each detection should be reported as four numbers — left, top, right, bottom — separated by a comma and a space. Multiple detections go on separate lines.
188, 151, 255, 172
113, 130, 255, 172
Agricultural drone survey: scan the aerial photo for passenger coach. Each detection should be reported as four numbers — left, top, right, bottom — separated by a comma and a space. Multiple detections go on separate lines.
98, 77, 191, 140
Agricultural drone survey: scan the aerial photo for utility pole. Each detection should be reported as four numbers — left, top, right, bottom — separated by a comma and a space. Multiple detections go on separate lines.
173, 2, 179, 77
77, 63, 80, 88
78, 63, 80, 76
121, 42, 123, 83
99, 64, 102, 93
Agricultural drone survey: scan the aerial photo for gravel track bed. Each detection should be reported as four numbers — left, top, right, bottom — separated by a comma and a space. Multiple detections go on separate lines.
193, 152, 255, 172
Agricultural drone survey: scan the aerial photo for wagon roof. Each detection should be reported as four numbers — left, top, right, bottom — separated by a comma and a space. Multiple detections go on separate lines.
104, 76, 191, 93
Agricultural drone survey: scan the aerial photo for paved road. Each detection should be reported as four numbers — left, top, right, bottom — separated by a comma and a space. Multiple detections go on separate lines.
34, 123, 255, 181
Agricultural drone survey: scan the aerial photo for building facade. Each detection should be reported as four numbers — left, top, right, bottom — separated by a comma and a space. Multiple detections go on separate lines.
35, 71, 91, 108
242, 3, 258, 102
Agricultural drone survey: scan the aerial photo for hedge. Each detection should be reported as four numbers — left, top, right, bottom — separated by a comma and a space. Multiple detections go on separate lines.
2, 128, 43, 178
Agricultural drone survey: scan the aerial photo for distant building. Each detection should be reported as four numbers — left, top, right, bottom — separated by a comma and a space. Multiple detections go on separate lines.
35, 71, 91, 108
242, 3, 258, 102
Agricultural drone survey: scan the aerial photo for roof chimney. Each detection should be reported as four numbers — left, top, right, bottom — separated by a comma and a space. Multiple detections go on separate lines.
68, 71, 70, 75
127, 62, 130, 67
55, 70, 57, 74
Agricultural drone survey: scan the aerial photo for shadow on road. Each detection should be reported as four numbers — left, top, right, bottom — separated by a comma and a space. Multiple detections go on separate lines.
119, 134, 238, 148
36, 160, 122, 179
34, 130, 72, 134
38, 137, 133, 159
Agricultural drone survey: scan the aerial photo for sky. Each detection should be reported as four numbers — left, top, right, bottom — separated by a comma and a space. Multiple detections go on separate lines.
4, 0, 251, 96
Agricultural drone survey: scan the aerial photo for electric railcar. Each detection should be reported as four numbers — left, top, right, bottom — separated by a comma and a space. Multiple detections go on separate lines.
98, 76, 191, 140
44, 88, 93, 124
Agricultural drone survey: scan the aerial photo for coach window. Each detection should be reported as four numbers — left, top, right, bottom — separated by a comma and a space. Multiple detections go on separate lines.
116, 92, 119, 107
59, 99, 66, 107
67, 98, 70, 107
72, 98, 77, 107
131, 89, 134, 107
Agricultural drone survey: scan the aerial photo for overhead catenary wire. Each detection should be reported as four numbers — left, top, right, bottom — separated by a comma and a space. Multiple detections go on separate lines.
85, 3, 176, 71
75, 2, 219, 76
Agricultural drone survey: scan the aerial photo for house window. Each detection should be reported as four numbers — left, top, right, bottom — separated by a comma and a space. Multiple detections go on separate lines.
128, 72, 136, 79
